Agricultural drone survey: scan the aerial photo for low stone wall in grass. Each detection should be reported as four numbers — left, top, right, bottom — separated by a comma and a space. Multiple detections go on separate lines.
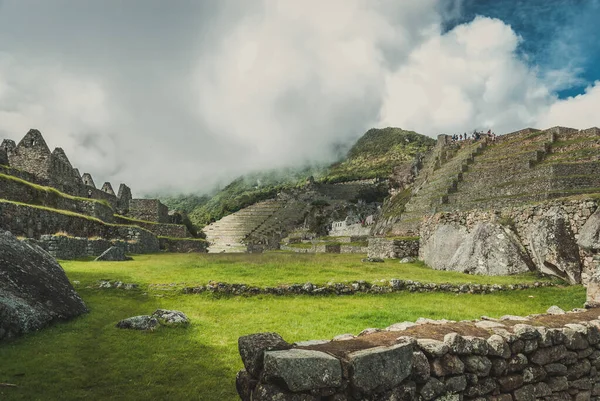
182, 280, 554, 296
158, 237, 207, 253
236, 308, 600, 401
367, 237, 420, 259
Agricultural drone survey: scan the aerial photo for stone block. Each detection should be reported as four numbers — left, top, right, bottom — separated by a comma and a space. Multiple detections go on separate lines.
263, 349, 342, 392
238, 332, 291, 377
348, 343, 413, 394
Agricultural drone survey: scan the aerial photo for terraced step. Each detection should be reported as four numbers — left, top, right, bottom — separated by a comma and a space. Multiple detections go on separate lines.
203, 200, 283, 253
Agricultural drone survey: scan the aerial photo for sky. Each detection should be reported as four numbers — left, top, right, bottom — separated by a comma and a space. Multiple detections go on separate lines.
0, 0, 598, 196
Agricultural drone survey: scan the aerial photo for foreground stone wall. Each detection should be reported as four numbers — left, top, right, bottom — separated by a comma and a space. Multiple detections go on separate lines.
0, 201, 159, 253
237, 309, 600, 401
368, 237, 420, 259
420, 199, 600, 284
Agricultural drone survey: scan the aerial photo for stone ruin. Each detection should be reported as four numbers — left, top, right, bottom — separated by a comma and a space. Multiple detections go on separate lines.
0, 128, 207, 257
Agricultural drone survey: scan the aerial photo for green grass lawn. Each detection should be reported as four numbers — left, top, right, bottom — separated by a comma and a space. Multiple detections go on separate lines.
60, 252, 556, 288
0, 253, 585, 401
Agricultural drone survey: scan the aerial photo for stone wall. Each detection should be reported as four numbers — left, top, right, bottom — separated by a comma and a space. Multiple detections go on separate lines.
8, 129, 53, 180
236, 308, 600, 401
158, 237, 208, 253
0, 147, 7, 166
39, 234, 145, 259
329, 222, 372, 237
340, 245, 369, 254
0, 174, 115, 223
114, 215, 190, 238
41, 235, 89, 259
128, 199, 169, 223
368, 237, 420, 259
419, 198, 600, 284
49, 148, 82, 196
0, 200, 159, 253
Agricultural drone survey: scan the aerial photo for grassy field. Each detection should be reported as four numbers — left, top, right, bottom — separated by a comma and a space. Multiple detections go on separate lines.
0, 252, 586, 401
60, 252, 558, 288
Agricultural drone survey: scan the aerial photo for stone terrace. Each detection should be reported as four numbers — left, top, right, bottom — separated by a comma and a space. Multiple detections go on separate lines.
203, 200, 283, 253
445, 127, 600, 211
392, 138, 485, 235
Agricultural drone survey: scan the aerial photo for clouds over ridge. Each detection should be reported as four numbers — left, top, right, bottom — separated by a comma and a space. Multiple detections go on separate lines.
0, 1, 597, 194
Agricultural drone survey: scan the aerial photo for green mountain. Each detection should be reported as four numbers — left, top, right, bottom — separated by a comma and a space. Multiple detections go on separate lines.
161, 128, 435, 228
324, 127, 435, 183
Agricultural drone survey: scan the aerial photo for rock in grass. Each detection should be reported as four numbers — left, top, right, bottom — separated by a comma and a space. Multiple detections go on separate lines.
546, 305, 566, 315
152, 309, 189, 327
399, 257, 416, 263
116, 315, 159, 331
95, 246, 132, 261
0, 230, 88, 341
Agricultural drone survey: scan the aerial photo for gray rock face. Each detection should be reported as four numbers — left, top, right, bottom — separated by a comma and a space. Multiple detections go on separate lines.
420, 224, 466, 271
115, 315, 159, 331
527, 213, 582, 283
578, 206, 600, 251
421, 222, 532, 276
262, 349, 342, 392
449, 222, 533, 276
95, 246, 132, 261
0, 230, 87, 341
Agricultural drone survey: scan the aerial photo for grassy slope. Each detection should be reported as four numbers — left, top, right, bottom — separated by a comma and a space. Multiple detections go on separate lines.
0, 253, 584, 401
324, 127, 435, 183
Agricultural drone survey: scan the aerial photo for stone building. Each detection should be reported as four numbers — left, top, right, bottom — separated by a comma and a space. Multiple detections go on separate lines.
128, 199, 169, 223
8, 129, 53, 180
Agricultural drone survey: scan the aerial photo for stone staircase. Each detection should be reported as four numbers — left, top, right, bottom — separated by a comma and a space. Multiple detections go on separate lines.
246, 199, 312, 246
391, 139, 485, 234
202, 200, 282, 253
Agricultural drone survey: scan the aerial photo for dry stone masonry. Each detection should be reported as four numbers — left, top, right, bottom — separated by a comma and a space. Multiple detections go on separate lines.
237, 308, 600, 400
0, 128, 204, 256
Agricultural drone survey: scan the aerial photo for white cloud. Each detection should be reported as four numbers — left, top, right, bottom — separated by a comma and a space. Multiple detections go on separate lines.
536, 81, 600, 129
192, 0, 442, 170
378, 17, 554, 135
0, 2, 598, 196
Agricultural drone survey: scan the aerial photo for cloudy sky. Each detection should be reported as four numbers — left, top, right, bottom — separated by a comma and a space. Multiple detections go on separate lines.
0, 0, 598, 196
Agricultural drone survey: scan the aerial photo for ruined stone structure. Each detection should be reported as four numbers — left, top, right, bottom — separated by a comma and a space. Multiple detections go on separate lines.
366, 125, 600, 284
237, 309, 600, 400
0, 129, 206, 256
128, 199, 169, 223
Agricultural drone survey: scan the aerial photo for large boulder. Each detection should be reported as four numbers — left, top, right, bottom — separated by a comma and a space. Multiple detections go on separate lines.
449, 222, 533, 276
578, 206, 600, 251
420, 224, 467, 271
0, 230, 87, 341
527, 213, 582, 283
